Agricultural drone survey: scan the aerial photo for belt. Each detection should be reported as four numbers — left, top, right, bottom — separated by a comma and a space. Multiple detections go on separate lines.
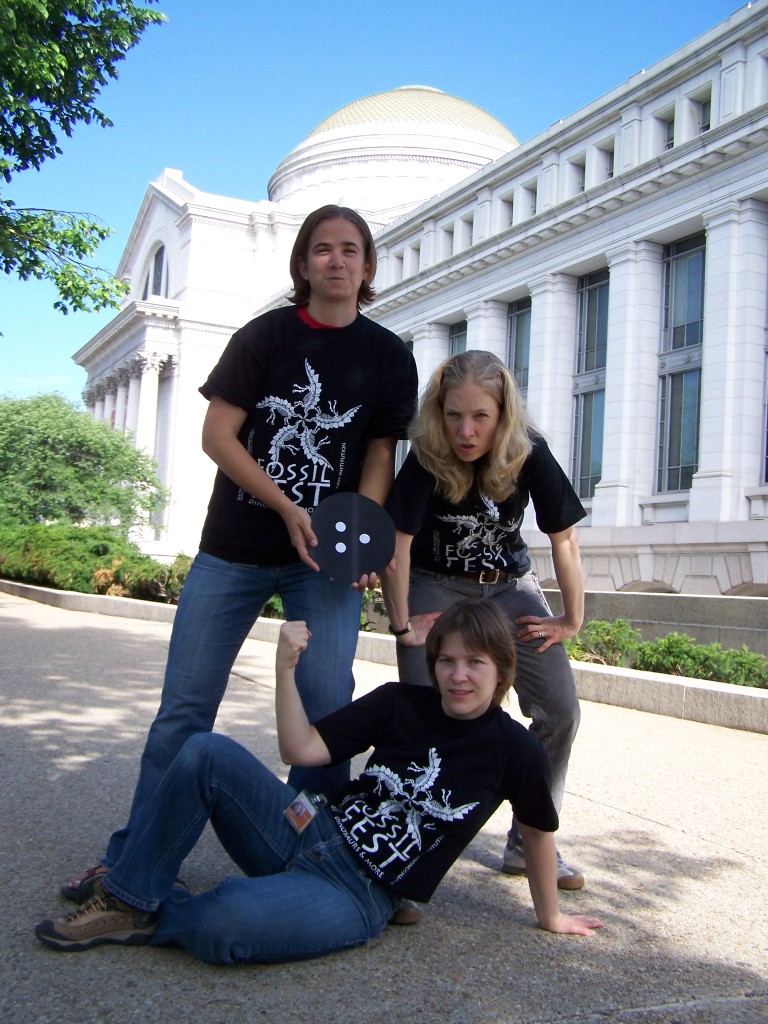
421, 569, 524, 585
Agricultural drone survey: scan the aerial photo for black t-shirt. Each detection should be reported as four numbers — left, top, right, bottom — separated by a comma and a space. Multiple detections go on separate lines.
386, 439, 586, 576
198, 307, 417, 564
315, 683, 558, 902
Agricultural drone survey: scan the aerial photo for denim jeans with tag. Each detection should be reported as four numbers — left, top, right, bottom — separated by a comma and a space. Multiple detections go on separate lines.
104, 551, 362, 867
103, 733, 397, 964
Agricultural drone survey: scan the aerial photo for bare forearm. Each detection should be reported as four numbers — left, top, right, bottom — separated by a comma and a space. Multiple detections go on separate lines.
519, 825, 562, 929
519, 823, 605, 937
358, 437, 396, 505
275, 623, 331, 766
382, 532, 412, 632
550, 529, 584, 631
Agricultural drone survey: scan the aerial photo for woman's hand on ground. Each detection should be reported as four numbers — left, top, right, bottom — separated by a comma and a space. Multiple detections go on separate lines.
539, 913, 604, 937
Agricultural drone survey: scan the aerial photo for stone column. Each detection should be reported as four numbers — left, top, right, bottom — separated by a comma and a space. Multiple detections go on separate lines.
113, 368, 130, 433
689, 199, 768, 522
526, 272, 578, 454
92, 383, 106, 422
134, 353, 164, 455
411, 322, 450, 390
125, 358, 142, 438
82, 387, 96, 417
102, 375, 117, 428
591, 240, 664, 527
465, 299, 508, 360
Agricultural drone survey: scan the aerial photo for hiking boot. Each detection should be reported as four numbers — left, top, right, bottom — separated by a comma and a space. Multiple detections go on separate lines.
62, 865, 190, 905
501, 843, 585, 891
390, 898, 422, 925
60, 865, 108, 904
35, 891, 156, 952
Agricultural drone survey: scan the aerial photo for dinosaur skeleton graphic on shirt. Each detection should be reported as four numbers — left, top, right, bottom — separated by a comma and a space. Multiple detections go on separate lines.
255, 359, 361, 470
338, 748, 479, 870
437, 491, 522, 567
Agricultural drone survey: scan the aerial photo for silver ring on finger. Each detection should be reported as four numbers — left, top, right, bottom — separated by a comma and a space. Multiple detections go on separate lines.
538, 630, 544, 638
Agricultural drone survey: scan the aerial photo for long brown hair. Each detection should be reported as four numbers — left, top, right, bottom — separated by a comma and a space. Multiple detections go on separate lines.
410, 349, 538, 503
288, 205, 377, 308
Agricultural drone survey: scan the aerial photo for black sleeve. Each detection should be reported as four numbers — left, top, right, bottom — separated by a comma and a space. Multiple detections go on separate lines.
385, 451, 439, 535
503, 738, 560, 833
522, 438, 586, 535
314, 684, 397, 764
198, 317, 271, 412
367, 333, 418, 440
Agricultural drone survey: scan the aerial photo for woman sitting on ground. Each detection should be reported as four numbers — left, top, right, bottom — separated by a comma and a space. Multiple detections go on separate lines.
35, 600, 603, 964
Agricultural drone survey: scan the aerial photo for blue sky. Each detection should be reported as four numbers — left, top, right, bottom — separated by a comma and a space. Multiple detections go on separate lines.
1, 0, 743, 403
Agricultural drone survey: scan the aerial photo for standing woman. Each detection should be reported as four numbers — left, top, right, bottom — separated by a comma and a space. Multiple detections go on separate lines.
382, 349, 586, 889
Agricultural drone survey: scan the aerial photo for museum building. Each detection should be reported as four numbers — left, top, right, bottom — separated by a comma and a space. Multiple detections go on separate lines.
75, 2, 768, 595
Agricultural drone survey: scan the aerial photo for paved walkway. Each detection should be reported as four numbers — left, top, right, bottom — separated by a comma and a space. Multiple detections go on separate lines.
1, 591, 766, 1024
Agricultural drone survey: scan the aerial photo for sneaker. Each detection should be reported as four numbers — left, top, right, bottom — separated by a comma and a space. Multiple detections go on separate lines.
60, 864, 108, 903
35, 891, 156, 952
501, 843, 585, 891
390, 898, 422, 926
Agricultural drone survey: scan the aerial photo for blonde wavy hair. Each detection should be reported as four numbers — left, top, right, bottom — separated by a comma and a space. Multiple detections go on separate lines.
410, 350, 538, 504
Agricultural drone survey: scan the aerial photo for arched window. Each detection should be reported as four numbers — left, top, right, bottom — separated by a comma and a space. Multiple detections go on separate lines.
142, 244, 169, 299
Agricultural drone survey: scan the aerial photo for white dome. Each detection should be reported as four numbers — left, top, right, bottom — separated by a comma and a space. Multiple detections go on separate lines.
268, 86, 518, 222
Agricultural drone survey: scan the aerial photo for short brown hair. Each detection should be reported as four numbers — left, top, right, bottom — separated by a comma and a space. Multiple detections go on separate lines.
288, 205, 378, 308
425, 599, 516, 707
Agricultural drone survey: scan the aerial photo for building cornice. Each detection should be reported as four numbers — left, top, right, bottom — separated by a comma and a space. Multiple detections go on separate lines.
370, 104, 768, 316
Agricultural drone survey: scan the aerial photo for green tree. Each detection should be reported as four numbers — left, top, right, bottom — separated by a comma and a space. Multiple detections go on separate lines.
0, 0, 165, 315
0, 393, 165, 531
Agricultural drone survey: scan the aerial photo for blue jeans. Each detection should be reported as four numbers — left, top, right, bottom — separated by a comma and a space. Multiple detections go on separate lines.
397, 568, 580, 848
103, 733, 397, 964
104, 552, 362, 866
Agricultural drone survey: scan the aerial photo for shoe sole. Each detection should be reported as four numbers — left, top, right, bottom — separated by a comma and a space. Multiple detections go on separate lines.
35, 920, 155, 952
390, 907, 422, 925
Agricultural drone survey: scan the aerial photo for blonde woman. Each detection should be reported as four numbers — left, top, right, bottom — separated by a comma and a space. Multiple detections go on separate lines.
383, 350, 586, 890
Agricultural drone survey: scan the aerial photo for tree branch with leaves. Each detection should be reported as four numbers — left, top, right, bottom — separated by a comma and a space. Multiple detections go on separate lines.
0, 0, 165, 315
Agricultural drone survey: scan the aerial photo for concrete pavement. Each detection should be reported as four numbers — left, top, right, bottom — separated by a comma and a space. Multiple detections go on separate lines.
1, 590, 766, 1024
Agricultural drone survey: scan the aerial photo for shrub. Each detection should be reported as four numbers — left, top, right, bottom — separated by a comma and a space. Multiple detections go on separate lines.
566, 620, 768, 689
564, 618, 640, 667
634, 632, 768, 688
0, 524, 190, 603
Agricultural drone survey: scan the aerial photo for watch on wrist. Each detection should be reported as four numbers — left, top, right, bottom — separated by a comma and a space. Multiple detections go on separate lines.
388, 621, 412, 637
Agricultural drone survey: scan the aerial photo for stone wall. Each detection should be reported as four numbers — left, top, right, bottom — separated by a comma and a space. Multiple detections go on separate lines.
544, 590, 768, 656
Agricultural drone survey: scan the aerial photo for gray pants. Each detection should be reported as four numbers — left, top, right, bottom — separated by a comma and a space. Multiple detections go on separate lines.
397, 567, 580, 849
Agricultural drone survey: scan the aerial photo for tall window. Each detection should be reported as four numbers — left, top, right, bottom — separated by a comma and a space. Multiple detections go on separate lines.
658, 369, 701, 491
573, 391, 605, 500
657, 234, 705, 491
142, 244, 169, 300
571, 269, 608, 499
662, 234, 705, 350
507, 298, 531, 392
449, 320, 467, 355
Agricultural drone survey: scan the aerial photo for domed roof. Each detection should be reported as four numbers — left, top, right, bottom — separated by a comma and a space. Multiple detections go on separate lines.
306, 86, 516, 144
267, 85, 518, 222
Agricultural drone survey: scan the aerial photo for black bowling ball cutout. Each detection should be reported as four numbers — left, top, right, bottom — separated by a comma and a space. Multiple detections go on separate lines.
312, 493, 396, 584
